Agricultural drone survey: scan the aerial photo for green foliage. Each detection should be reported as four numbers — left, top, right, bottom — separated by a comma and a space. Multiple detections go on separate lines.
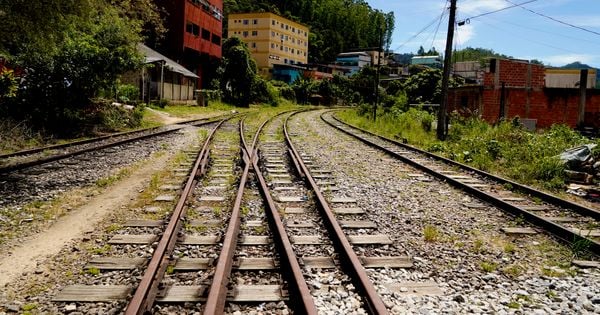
292, 77, 317, 104
451, 47, 512, 63
278, 84, 296, 101
1, 1, 149, 135
151, 99, 169, 109
0, 66, 18, 100
251, 76, 279, 106
338, 108, 596, 191
219, 37, 257, 107
117, 84, 140, 103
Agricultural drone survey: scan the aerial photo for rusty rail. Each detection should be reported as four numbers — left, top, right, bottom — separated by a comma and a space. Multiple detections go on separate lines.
323, 111, 600, 255
0, 115, 233, 174
284, 112, 389, 315
124, 118, 227, 315
203, 119, 251, 314
243, 114, 317, 314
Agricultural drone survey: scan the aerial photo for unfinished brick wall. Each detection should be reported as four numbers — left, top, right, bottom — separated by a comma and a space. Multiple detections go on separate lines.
449, 58, 600, 129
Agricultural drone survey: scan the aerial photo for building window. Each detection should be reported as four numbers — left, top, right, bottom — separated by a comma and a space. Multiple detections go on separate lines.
280, 45, 283, 51
186, 21, 199, 36
271, 43, 275, 49
290, 60, 294, 64
292, 27, 295, 32
271, 31, 275, 37
243, 19, 249, 25
284, 59, 288, 64
253, 19, 258, 25
252, 30, 258, 36
251, 42, 256, 48
243, 31, 248, 37
291, 48, 295, 53
292, 38, 295, 44
286, 25, 289, 30
272, 20, 275, 26
212, 34, 221, 46
285, 47, 288, 52
202, 28, 211, 40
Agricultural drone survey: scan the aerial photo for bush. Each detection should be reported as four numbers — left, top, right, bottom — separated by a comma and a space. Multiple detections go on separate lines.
279, 85, 296, 101
98, 103, 144, 131
117, 84, 139, 103
251, 77, 279, 106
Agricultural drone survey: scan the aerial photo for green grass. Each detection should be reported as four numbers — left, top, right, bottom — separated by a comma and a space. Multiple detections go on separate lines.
153, 101, 241, 118
337, 108, 597, 192
423, 225, 439, 242
480, 261, 497, 272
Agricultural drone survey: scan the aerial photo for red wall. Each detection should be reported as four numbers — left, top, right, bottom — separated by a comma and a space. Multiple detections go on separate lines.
184, 0, 222, 59
449, 59, 600, 129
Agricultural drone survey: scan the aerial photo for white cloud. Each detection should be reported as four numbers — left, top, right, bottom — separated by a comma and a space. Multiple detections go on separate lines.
459, 0, 507, 15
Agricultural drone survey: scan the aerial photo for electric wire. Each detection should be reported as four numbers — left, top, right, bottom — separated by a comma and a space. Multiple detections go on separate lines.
430, 0, 450, 50
394, 4, 449, 51
504, 0, 600, 37
476, 18, 583, 55
459, 0, 539, 23
485, 15, 600, 47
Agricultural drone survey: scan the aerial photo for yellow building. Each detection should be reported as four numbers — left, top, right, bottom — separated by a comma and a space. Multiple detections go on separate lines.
228, 12, 309, 76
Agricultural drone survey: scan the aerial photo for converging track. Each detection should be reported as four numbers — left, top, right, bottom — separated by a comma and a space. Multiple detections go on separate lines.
47, 111, 414, 314
322, 110, 600, 257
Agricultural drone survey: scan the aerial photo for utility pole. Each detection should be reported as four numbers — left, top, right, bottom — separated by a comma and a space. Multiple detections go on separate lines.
437, 0, 457, 140
373, 27, 383, 121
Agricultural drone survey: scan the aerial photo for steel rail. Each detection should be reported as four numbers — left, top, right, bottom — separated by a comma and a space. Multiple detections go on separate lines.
241, 114, 318, 315
124, 118, 228, 315
327, 112, 600, 221
322, 111, 600, 255
0, 115, 232, 174
284, 112, 389, 315
0, 114, 231, 160
203, 118, 251, 314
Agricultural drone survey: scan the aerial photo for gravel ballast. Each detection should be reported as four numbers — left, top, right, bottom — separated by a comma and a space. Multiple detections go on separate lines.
288, 110, 600, 314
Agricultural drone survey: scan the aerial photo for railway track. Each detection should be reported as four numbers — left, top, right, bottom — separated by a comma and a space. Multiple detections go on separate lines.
46, 110, 415, 314
322, 110, 600, 258
0, 114, 232, 174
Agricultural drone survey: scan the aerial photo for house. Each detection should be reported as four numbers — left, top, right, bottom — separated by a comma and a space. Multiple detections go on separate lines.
227, 12, 309, 78
335, 52, 371, 75
448, 58, 600, 129
411, 55, 442, 68
122, 44, 199, 102
152, 0, 223, 88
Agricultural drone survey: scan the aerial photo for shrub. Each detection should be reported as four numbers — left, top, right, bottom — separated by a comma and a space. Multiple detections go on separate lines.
117, 84, 139, 103
251, 77, 279, 106
279, 85, 296, 101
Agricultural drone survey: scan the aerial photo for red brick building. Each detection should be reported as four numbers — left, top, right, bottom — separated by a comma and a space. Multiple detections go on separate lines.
448, 58, 600, 129
153, 0, 223, 88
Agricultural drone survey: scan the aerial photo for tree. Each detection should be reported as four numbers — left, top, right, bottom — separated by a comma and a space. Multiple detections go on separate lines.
0, 0, 153, 134
417, 46, 426, 56
220, 37, 257, 107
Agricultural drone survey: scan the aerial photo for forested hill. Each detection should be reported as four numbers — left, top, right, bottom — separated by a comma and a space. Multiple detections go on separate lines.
223, 0, 395, 63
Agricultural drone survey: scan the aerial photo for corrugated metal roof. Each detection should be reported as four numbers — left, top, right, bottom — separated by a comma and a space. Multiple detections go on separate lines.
138, 44, 199, 79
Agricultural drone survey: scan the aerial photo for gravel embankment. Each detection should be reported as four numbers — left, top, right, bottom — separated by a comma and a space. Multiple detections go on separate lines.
289, 110, 600, 314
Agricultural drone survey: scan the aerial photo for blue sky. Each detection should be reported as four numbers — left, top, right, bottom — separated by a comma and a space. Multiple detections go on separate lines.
367, 0, 600, 67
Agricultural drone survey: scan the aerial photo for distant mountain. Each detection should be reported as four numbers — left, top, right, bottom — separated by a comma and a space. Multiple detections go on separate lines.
560, 62, 594, 69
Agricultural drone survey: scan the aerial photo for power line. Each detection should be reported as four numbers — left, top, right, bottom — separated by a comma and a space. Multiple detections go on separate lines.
476, 18, 583, 54
394, 4, 449, 51
430, 0, 449, 49
485, 15, 600, 47
459, 0, 539, 23
504, 0, 600, 37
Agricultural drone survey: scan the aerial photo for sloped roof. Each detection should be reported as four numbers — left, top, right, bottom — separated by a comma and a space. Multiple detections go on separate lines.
138, 44, 199, 79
